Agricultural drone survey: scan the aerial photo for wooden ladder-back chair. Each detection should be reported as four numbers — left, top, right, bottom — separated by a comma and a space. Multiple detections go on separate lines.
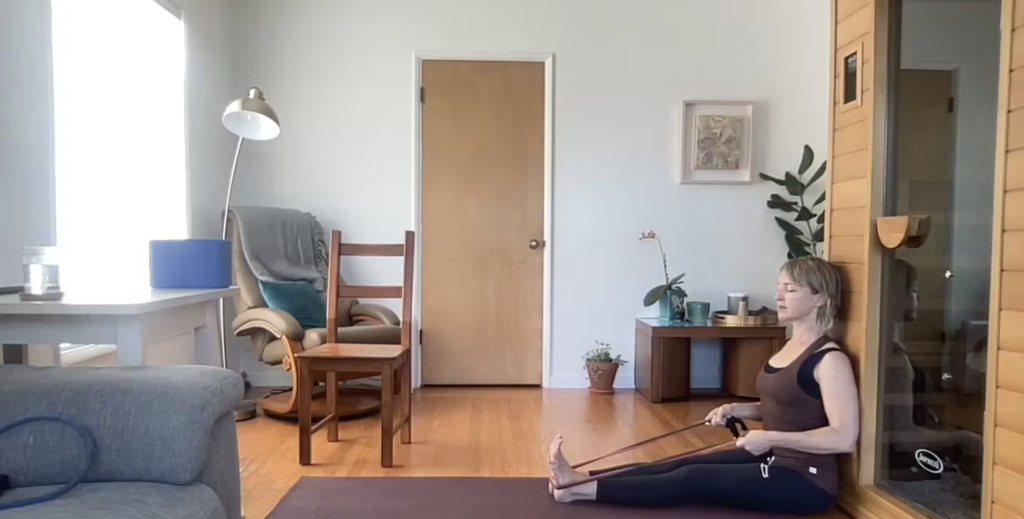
295, 230, 414, 467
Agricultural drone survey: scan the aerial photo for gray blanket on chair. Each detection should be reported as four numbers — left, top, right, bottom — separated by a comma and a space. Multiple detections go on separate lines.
230, 205, 329, 291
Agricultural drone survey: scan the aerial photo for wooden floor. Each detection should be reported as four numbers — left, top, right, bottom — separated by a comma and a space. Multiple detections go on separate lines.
237, 387, 847, 519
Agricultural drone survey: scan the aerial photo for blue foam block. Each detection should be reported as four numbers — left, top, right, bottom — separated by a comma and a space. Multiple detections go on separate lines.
149, 239, 232, 289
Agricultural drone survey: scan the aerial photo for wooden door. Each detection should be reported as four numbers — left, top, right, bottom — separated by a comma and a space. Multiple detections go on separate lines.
420, 60, 545, 385
893, 69, 954, 413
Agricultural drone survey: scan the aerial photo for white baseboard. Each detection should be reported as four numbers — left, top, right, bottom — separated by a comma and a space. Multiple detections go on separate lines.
244, 370, 291, 388
548, 373, 635, 389
547, 373, 718, 390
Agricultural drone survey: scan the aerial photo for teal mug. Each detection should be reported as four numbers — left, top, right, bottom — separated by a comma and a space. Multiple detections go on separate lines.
686, 301, 711, 325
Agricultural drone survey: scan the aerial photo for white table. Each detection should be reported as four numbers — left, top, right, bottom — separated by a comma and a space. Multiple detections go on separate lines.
0, 287, 239, 366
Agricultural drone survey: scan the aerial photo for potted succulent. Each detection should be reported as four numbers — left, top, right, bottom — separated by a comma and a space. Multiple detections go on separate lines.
639, 230, 687, 321
584, 341, 628, 394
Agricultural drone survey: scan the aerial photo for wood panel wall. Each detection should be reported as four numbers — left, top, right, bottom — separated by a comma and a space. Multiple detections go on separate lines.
826, 0, 877, 507
828, 2, 1018, 519
985, 2, 1024, 519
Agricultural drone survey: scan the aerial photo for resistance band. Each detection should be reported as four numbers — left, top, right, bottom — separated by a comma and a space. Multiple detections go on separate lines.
553, 416, 749, 491
0, 415, 97, 511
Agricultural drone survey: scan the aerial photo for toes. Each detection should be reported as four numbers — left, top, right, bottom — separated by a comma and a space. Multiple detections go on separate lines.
549, 436, 564, 464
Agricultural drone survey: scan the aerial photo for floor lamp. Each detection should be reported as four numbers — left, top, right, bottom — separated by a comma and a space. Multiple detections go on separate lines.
220, 87, 280, 421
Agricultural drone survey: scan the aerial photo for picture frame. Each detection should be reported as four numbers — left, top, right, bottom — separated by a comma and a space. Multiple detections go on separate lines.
677, 100, 755, 184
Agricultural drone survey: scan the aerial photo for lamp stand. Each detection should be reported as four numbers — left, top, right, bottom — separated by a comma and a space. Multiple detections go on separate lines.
221, 136, 258, 422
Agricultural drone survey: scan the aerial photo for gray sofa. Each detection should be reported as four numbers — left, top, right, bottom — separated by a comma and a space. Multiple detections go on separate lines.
0, 364, 243, 519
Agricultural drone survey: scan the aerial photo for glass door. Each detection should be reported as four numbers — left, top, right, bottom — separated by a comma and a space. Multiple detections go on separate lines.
875, 1, 1000, 518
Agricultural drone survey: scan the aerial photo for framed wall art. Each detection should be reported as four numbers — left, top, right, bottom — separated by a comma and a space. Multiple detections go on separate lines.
677, 100, 755, 184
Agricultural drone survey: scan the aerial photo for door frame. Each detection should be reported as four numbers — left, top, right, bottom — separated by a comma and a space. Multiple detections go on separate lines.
410, 51, 555, 388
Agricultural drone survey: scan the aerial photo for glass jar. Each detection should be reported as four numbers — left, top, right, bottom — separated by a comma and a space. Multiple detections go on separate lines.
22, 246, 62, 296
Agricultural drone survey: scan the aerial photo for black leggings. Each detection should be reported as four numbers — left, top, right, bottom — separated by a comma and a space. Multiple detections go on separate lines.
591, 449, 836, 515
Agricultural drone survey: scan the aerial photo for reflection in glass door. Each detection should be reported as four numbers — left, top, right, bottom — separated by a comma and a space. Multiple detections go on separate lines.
876, 1, 1000, 518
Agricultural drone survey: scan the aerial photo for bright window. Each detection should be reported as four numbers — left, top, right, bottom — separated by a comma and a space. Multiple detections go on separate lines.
51, 0, 186, 293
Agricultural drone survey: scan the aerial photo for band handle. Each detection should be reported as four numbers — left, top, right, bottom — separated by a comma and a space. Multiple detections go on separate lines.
725, 416, 748, 439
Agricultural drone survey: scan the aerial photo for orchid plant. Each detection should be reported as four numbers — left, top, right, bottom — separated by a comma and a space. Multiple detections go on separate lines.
639, 231, 687, 312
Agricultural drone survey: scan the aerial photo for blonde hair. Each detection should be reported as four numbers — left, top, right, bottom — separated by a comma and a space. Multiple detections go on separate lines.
781, 256, 842, 331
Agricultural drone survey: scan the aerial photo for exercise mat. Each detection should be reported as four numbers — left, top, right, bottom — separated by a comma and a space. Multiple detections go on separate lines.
265, 476, 807, 518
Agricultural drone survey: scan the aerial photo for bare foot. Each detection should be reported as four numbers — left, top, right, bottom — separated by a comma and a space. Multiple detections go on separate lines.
548, 435, 588, 497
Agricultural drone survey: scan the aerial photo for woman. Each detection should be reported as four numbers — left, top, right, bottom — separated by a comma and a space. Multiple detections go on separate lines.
548, 256, 860, 515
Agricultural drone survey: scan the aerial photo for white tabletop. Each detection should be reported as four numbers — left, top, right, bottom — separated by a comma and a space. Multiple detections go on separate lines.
0, 287, 240, 316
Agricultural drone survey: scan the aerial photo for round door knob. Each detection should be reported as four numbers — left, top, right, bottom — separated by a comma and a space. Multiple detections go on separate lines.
529, 239, 542, 250
945, 270, 954, 279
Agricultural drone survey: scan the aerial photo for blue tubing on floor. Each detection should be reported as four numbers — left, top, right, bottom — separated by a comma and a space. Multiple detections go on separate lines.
0, 415, 97, 511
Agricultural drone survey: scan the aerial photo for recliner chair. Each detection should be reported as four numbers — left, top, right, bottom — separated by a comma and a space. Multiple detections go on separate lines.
226, 209, 399, 419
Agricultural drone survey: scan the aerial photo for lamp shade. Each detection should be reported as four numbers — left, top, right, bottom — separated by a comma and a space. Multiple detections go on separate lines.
222, 87, 280, 141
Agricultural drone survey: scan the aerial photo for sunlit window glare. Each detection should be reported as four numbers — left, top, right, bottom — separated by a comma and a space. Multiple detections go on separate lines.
51, 0, 186, 293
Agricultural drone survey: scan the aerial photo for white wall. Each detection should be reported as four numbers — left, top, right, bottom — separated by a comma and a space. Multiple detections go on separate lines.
177, 0, 256, 374
0, 0, 56, 287
180, 0, 239, 241
226, 0, 831, 388
901, 0, 1000, 331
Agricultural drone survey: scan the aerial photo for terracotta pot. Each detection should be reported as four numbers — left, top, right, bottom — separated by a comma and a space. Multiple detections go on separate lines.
586, 361, 619, 394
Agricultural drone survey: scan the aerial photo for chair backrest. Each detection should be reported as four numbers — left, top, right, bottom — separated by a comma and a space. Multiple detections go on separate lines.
226, 209, 266, 312
326, 230, 415, 347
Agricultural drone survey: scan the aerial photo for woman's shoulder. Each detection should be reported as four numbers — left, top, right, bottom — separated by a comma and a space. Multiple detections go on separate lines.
813, 341, 855, 376
811, 335, 843, 352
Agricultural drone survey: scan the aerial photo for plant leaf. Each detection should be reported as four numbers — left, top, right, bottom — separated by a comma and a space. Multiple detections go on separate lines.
643, 285, 668, 307
813, 191, 826, 207
795, 206, 816, 222
786, 232, 810, 247
817, 211, 826, 225
798, 145, 814, 176
786, 233, 811, 258
787, 250, 795, 260
812, 225, 825, 243
774, 217, 803, 236
784, 172, 805, 197
767, 194, 798, 213
668, 273, 686, 285
808, 161, 827, 186
789, 246, 811, 258
758, 173, 786, 186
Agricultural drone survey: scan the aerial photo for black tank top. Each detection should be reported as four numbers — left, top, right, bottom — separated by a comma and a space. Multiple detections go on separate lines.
755, 335, 846, 495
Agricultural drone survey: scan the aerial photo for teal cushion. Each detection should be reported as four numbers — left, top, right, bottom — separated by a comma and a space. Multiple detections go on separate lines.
257, 280, 327, 329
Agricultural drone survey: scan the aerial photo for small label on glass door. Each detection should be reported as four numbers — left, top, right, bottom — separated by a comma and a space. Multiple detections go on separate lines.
915, 449, 944, 474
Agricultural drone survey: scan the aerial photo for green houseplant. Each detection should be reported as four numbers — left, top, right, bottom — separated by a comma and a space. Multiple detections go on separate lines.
639, 230, 687, 321
759, 145, 827, 259
584, 341, 628, 393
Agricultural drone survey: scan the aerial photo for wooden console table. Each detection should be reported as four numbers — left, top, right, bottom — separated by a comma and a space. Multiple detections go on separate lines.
634, 318, 787, 402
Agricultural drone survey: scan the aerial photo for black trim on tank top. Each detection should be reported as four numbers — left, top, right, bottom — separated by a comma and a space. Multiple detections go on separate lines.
797, 347, 843, 400
762, 344, 845, 400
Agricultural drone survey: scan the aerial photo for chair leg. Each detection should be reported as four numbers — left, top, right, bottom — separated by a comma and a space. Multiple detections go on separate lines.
327, 371, 338, 442
401, 359, 412, 444
381, 364, 395, 468
298, 359, 312, 466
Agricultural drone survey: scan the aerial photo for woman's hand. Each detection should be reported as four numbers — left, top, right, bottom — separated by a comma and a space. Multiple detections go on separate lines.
704, 404, 735, 427
736, 430, 773, 456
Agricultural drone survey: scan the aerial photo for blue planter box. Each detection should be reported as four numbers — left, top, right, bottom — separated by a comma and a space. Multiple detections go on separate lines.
149, 239, 232, 289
